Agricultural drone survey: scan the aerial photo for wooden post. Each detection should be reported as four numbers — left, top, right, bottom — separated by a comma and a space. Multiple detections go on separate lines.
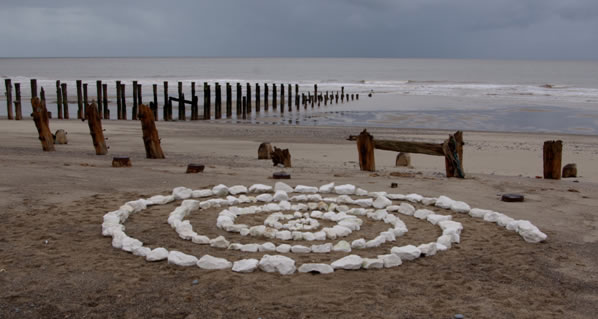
271, 147, 292, 168
280, 83, 284, 111
83, 83, 89, 119
264, 83, 269, 111
14, 83, 22, 120
356, 94, 359, 100
236, 83, 241, 116
215, 82, 222, 119
56, 81, 63, 119
543, 140, 562, 180
137, 84, 142, 107
295, 84, 299, 109
325, 91, 328, 106
273, 84, 277, 110
207, 84, 211, 119
288, 84, 292, 112
242, 96, 247, 120
314, 84, 318, 104
96, 80, 103, 118
76, 80, 83, 119
163, 81, 169, 121
356, 129, 375, 171
256, 83, 260, 112
246, 83, 251, 113
5, 79, 13, 120
176, 81, 183, 120
61, 83, 69, 119
120, 84, 127, 120
139, 104, 165, 159
85, 102, 108, 155
30, 79, 38, 98
30, 97, 54, 151
190, 82, 196, 120
443, 131, 465, 178
102, 83, 108, 120
341, 86, 344, 102
116, 81, 122, 120
226, 83, 232, 118
131, 81, 138, 120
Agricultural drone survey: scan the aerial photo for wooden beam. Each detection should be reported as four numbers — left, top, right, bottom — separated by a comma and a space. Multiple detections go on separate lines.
347, 135, 444, 156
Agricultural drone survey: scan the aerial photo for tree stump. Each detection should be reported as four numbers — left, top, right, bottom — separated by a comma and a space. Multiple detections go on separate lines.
271, 147, 291, 168
562, 163, 577, 178
443, 131, 464, 178
112, 156, 132, 167
139, 104, 165, 159
85, 102, 108, 155
30, 97, 55, 152
258, 142, 273, 159
543, 140, 562, 179
186, 164, 205, 173
356, 129, 375, 171
54, 129, 68, 144
395, 152, 411, 167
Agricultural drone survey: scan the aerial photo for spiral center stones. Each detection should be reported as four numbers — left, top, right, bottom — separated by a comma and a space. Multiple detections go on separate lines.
102, 182, 547, 275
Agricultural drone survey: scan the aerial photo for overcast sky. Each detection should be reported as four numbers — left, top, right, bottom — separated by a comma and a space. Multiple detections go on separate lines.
0, 0, 597, 60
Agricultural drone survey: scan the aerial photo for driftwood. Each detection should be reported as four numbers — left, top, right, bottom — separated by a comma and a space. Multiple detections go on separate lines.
356, 129, 375, 171
350, 130, 465, 178
85, 102, 108, 155
543, 140, 562, 179
271, 147, 291, 168
138, 104, 165, 159
30, 97, 55, 151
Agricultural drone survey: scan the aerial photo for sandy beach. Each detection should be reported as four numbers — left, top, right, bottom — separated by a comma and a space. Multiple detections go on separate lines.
1, 118, 598, 318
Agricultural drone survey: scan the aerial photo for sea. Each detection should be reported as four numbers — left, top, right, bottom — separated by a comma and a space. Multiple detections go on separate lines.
1, 57, 598, 134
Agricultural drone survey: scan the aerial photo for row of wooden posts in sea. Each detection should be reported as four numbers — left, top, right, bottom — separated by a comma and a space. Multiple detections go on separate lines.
3, 78, 359, 121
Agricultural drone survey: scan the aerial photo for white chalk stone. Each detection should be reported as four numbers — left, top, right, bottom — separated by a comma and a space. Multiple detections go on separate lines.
307, 202, 318, 210
421, 197, 437, 206
405, 193, 423, 203
250, 225, 267, 237
310, 210, 324, 218
311, 243, 332, 253
435, 196, 454, 209
398, 203, 415, 216
365, 236, 385, 248
197, 255, 232, 270
331, 255, 363, 270
414, 209, 434, 220
367, 209, 388, 221
291, 231, 304, 240
355, 188, 369, 196
380, 230, 396, 242
228, 243, 243, 250
515, 220, 547, 243
272, 190, 289, 202
226, 196, 240, 205
228, 185, 248, 195
438, 220, 463, 235
450, 201, 471, 214
298, 263, 334, 274
483, 211, 501, 223
386, 205, 400, 212
279, 200, 291, 210
427, 214, 452, 225
319, 182, 335, 193
418, 243, 438, 256
274, 182, 294, 193
469, 208, 492, 219
209, 236, 230, 248
260, 242, 276, 252
332, 225, 352, 237
314, 231, 327, 240
291, 195, 308, 201
125, 199, 148, 213
148, 194, 175, 205
323, 197, 337, 203
333, 240, 352, 252
146, 247, 169, 262
362, 258, 384, 269
132, 246, 151, 257
442, 229, 461, 244
348, 208, 367, 216
275, 230, 292, 240
275, 244, 291, 253
307, 194, 322, 202
436, 235, 453, 248
323, 227, 337, 240
352, 198, 372, 208
336, 195, 354, 204
386, 193, 406, 200
373, 196, 392, 209
378, 254, 402, 268
334, 184, 356, 195
232, 259, 259, 273
258, 255, 296, 275
497, 215, 515, 227
302, 232, 316, 241
351, 238, 366, 249
391, 245, 421, 261
295, 185, 318, 193
168, 251, 198, 267
211, 184, 229, 196
436, 243, 449, 251
240, 244, 260, 252
191, 189, 213, 198
249, 184, 273, 193
369, 191, 388, 198
121, 236, 143, 252
256, 194, 273, 202
338, 219, 361, 231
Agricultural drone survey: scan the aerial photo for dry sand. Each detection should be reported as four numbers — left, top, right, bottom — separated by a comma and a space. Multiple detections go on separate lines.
1, 119, 597, 318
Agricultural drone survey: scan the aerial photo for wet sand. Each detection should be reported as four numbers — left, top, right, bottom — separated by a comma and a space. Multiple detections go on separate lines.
1, 119, 597, 318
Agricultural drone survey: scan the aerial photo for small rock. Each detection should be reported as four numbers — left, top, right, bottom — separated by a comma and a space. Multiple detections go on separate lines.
258, 255, 296, 275
232, 259, 259, 273
197, 255, 232, 270
331, 255, 364, 270
298, 263, 334, 274
192, 279, 199, 285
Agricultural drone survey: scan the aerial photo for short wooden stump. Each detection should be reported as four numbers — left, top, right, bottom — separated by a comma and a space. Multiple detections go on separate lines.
112, 156, 132, 167
501, 194, 524, 202
186, 164, 205, 174
273, 171, 291, 179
